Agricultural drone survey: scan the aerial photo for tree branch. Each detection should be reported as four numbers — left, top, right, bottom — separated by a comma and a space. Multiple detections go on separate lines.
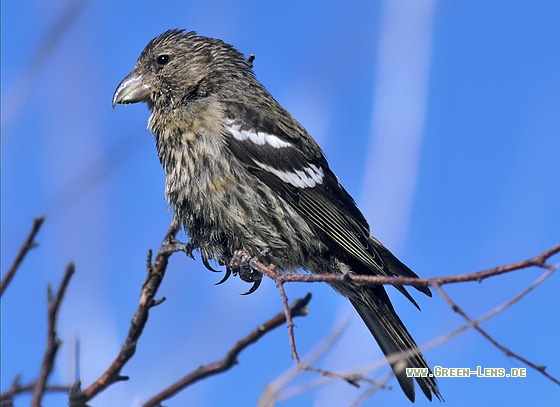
247, 244, 560, 400
141, 293, 312, 407
249, 243, 560, 287
433, 282, 560, 386
74, 221, 182, 405
258, 315, 383, 407
0, 375, 69, 404
31, 262, 75, 406
1, 216, 45, 296
275, 280, 301, 362
273, 263, 559, 406
421, 266, 557, 353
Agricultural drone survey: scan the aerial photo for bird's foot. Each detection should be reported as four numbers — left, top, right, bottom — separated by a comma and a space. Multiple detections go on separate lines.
228, 249, 251, 270
223, 250, 263, 295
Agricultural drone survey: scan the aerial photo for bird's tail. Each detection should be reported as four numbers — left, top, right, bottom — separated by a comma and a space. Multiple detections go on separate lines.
349, 287, 442, 402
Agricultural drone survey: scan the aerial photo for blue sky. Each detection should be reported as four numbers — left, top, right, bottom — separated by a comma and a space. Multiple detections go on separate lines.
2, 1, 559, 406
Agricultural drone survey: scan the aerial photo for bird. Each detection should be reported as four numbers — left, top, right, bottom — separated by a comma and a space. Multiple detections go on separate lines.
112, 29, 442, 402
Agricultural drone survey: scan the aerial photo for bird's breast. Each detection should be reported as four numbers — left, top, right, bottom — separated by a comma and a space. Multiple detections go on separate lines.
150, 112, 321, 269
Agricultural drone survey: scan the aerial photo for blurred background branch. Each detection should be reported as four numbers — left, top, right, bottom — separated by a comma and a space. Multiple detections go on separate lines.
1, 0, 90, 134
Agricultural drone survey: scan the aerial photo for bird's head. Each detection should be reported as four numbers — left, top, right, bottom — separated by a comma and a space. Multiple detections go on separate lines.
112, 29, 253, 111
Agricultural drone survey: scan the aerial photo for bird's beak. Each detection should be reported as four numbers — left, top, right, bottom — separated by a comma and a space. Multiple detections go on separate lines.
112, 71, 152, 108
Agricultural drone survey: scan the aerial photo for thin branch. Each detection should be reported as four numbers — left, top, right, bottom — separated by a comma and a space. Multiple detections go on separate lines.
259, 315, 375, 407
1, 381, 69, 403
276, 281, 301, 362
74, 221, 182, 405
4, 215, 555, 405
141, 293, 312, 407
271, 283, 366, 389
265, 265, 558, 406
433, 281, 560, 386
249, 244, 560, 287
31, 262, 76, 407
422, 266, 557, 353
1, 0, 90, 133
349, 370, 395, 407
249, 246, 559, 402
1, 216, 45, 296
343, 265, 559, 397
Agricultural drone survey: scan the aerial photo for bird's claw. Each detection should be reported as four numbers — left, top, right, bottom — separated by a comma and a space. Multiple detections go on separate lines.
180, 241, 196, 259
240, 278, 261, 295
215, 268, 232, 285
203, 257, 221, 272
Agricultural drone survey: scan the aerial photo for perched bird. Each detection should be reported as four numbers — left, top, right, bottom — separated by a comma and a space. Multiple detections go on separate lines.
113, 29, 441, 402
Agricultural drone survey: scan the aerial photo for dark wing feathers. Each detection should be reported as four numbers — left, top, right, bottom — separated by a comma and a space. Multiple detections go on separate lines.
223, 104, 379, 267
223, 103, 428, 302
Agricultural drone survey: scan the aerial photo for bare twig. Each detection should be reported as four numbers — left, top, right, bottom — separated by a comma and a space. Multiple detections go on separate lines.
259, 315, 381, 407
341, 265, 559, 401
1, 383, 69, 403
249, 244, 560, 288
348, 369, 397, 407
249, 245, 559, 401
31, 262, 75, 406
0, 373, 70, 403
271, 282, 367, 390
74, 221, 182, 405
1, 216, 45, 296
276, 280, 301, 363
141, 293, 312, 407
262, 264, 558, 405
1, 0, 89, 132
433, 279, 560, 386
423, 267, 557, 353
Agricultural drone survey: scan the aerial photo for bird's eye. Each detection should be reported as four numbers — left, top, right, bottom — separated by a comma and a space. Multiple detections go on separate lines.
156, 55, 170, 65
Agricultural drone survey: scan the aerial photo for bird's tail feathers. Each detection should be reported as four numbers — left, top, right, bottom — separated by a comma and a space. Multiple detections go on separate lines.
349, 291, 442, 402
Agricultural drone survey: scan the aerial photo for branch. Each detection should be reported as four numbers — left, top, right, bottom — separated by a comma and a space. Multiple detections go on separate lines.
249, 243, 560, 287
248, 244, 560, 401
285, 264, 559, 405
422, 266, 557, 353
0, 374, 69, 403
74, 221, 182, 405
433, 282, 560, 386
270, 281, 365, 387
31, 262, 75, 406
275, 281, 301, 362
141, 293, 312, 407
259, 316, 362, 406
349, 370, 396, 407
1, 216, 45, 296
2, 0, 89, 132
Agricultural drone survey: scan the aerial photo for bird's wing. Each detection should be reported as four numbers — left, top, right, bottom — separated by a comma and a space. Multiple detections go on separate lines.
222, 103, 409, 280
